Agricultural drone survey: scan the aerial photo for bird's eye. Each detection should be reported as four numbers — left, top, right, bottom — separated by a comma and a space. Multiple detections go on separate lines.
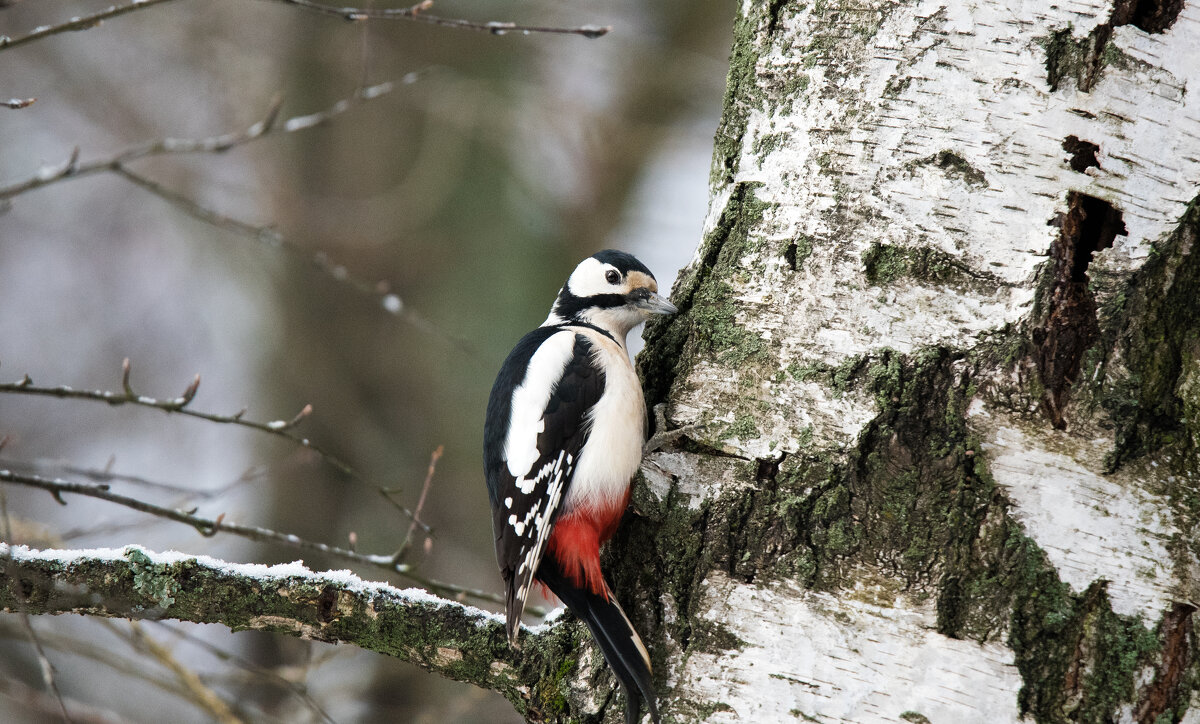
605, 270, 620, 284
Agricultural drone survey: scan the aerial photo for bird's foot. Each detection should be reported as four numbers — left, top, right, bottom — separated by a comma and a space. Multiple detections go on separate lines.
643, 403, 701, 456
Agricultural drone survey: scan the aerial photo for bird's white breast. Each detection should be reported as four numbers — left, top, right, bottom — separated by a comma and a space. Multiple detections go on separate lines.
565, 327, 646, 514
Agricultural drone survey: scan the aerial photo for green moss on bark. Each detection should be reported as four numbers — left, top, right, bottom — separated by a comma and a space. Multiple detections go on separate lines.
0, 546, 580, 721
1100, 196, 1200, 471
639, 182, 772, 406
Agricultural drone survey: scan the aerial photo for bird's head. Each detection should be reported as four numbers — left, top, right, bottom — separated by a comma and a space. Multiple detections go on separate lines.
545, 250, 677, 340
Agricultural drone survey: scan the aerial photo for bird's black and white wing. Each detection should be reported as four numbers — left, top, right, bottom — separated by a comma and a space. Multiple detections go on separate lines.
483, 327, 606, 642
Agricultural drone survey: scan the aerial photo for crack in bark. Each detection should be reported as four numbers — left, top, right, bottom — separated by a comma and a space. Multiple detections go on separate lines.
1045, 0, 1181, 93
1134, 603, 1196, 724
1035, 191, 1127, 429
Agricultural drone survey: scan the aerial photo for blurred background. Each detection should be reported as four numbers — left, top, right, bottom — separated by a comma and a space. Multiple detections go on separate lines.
0, 0, 731, 721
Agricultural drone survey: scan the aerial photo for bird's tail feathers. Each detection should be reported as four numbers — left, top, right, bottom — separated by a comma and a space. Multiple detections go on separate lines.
548, 577, 659, 724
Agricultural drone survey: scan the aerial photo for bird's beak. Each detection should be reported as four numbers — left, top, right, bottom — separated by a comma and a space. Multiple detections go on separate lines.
638, 292, 678, 316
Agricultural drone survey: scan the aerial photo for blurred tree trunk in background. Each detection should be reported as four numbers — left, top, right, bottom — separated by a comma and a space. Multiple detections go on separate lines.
620, 0, 1200, 721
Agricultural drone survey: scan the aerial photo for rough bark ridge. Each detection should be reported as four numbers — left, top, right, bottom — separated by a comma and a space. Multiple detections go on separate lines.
622, 0, 1200, 721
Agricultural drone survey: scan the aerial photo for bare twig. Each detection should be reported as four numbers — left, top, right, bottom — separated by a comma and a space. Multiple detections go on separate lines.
0, 678, 118, 724
0, 492, 71, 723
126, 622, 243, 724
0, 456, 262, 500
0, 620, 195, 713
0, 0, 607, 55
0, 81, 474, 347
0, 468, 405, 571
394, 445, 442, 561
0, 82, 395, 201
274, 0, 610, 37
0, 360, 427, 527
0, 469, 507, 606
147, 621, 337, 724
114, 165, 457, 336
0, 0, 177, 53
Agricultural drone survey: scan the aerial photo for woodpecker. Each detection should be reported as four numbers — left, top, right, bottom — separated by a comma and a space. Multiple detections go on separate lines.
484, 250, 676, 724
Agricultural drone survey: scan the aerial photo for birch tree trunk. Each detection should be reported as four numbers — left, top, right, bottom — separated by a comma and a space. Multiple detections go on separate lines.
622, 0, 1200, 721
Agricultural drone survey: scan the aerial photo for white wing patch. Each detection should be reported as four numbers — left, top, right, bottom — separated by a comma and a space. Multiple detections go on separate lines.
513, 450, 573, 614
504, 331, 577, 478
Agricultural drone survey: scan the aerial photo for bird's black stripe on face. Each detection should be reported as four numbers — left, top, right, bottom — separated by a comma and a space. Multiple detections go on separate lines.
553, 291, 629, 321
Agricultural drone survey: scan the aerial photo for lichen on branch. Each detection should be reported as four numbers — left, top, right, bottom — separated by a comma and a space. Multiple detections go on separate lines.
0, 544, 580, 719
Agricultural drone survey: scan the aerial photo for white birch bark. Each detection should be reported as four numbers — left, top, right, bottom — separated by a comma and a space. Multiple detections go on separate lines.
635, 0, 1200, 721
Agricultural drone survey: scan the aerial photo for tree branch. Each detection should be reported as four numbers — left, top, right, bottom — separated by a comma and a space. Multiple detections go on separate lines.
112, 165, 465, 347
0, 82, 395, 202
0, 360, 426, 528
0, 467, 512, 609
0, 0, 607, 55
0, 544, 549, 714
273, 0, 609, 37
0, 83, 471, 348
0, 0, 178, 53
0, 469, 397, 569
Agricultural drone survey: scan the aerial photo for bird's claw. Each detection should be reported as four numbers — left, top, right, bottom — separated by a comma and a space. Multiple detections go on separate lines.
643, 403, 701, 455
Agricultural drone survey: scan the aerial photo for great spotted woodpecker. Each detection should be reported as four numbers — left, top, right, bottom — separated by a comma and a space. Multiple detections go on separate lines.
484, 250, 676, 724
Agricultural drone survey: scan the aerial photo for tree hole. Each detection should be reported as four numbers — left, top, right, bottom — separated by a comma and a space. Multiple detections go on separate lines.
784, 241, 798, 271
1062, 136, 1101, 173
1112, 0, 1184, 33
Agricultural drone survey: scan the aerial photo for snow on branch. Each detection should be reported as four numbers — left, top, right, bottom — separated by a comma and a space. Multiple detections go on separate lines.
0, 462, 508, 607
0, 544, 542, 706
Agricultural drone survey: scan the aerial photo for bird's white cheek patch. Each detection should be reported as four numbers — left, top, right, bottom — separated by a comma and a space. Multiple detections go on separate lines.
504, 331, 576, 478
567, 257, 622, 298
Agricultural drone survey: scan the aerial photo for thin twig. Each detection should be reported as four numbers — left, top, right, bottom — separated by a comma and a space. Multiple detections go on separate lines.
0, 678, 116, 724
0, 360, 426, 527
147, 621, 337, 724
0, 620, 195, 714
0, 0, 607, 55
274, 0, 610, 37
0, 0, 177, 53
0, 82, 395, 201
0, 468, 406, 572
394, 445, 441, 561
0, 456, 261, 500
113, 165, 464, 344
0, 81, 474, 349
0, 468, 507, 606
0, 492, 72, 723
126, 622, 243, 724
